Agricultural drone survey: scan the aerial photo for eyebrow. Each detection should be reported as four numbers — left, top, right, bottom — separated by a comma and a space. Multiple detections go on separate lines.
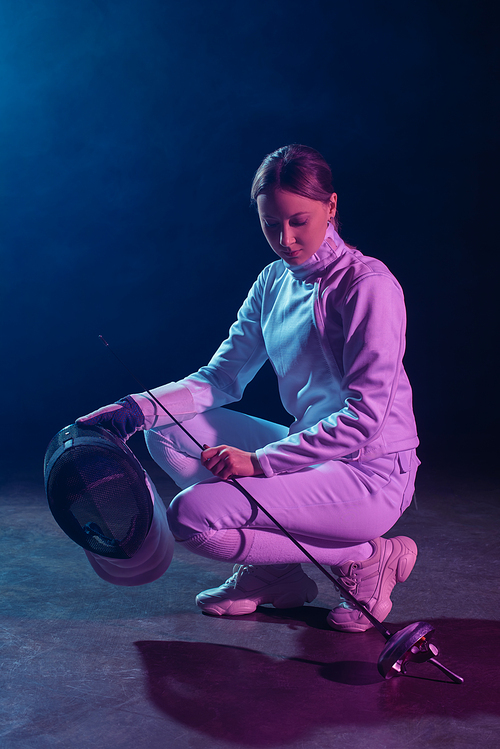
261, 211, 310, 219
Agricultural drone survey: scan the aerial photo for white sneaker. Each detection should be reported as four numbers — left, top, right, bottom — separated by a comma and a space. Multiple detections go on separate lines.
195, 564, 319, 616
327, 536, 418, 633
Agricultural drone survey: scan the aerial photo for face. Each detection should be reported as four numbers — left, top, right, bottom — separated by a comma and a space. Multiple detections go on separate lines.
257, 189, 337, 265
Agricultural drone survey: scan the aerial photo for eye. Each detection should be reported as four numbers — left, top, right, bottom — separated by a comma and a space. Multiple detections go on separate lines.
263, 220, 279, 229
291, 220, 307, 227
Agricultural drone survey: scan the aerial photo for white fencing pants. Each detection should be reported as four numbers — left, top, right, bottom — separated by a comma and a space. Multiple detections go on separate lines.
145, 407, 419, 569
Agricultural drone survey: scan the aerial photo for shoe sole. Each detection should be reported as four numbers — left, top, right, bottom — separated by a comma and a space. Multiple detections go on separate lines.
327, 536, 418, 633
197, 579, 318, 617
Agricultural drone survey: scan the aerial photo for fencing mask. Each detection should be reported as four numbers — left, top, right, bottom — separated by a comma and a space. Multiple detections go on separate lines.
44, 423, 174, 586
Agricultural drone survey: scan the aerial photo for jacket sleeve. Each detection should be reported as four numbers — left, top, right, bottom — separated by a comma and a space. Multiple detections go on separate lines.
131, 270, 270, 429
256, 271, 408, 476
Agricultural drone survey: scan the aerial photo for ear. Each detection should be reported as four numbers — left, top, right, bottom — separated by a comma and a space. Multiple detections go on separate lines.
328, 193, 338, 220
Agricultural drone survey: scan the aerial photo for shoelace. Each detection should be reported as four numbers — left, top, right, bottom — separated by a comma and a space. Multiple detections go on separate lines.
337, 573, 358, 610
337, 570, 376, 613
226, 565, 255, 588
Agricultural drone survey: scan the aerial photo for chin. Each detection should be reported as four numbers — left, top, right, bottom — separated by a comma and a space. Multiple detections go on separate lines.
281, 251, 303, 263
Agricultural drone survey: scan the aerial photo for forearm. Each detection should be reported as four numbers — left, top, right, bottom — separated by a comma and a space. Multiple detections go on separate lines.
130, 381, 198, 430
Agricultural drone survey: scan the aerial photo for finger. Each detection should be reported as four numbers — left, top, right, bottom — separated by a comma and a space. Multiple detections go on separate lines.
209, 462, 232, 480
209, 453, 232, 477
201, 451, 220, 469
201, 445, 222, 461
77, 404, 122, 423
213, 453, 237, 480
202, 453, 221, 473
202, 445, 230, 466
218, 466, 234, 481
212, 452, 229, 473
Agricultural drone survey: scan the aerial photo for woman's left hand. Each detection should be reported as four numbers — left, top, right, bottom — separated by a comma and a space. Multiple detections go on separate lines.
201, 445, 264, 480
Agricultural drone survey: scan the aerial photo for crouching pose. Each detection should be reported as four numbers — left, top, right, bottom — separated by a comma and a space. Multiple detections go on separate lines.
78, 144, 420, 632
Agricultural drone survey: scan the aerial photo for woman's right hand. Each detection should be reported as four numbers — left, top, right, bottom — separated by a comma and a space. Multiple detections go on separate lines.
201, 444, 264, 480
76, 395, 145, 442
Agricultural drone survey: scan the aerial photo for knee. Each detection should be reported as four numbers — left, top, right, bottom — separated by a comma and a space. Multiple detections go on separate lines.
144, 428, 165, 467
144, 426, 172, 458
166, 485, 206, 541
145, 426, 213, 490
166, 491, 188, 540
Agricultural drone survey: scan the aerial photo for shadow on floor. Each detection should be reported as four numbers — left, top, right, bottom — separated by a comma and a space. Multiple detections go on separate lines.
135, 614, 496, 746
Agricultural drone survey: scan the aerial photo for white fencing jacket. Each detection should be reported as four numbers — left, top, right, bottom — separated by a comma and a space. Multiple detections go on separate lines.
133, 225, 419, 477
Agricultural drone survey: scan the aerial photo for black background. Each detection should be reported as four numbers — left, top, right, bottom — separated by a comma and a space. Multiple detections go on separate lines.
1, 0, 498, 473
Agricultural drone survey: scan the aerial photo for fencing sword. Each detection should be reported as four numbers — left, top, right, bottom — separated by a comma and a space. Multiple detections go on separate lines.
99, 335, 463, 684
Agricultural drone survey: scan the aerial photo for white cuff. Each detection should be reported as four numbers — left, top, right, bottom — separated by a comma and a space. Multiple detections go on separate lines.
130, 382, 197, 430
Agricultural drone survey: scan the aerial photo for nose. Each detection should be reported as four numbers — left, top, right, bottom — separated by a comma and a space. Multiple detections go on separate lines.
280, 223, 295, 248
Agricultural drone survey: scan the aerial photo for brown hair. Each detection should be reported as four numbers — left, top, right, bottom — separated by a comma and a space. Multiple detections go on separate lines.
251, 144, 337, 228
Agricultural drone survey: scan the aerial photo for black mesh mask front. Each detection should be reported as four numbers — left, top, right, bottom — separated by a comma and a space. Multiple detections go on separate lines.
44, 424, 153, 559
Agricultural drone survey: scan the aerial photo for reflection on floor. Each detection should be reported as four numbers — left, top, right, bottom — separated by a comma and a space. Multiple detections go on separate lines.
1, 455, 499, 749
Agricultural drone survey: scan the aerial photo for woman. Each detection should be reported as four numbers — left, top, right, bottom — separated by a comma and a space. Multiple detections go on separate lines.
79, 144, 420, 633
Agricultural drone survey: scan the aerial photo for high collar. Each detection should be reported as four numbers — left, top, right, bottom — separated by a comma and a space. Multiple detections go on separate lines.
283, 223, 343, 281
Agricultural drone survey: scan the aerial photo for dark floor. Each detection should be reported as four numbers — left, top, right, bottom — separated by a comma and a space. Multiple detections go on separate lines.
1, 455, 499, 749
